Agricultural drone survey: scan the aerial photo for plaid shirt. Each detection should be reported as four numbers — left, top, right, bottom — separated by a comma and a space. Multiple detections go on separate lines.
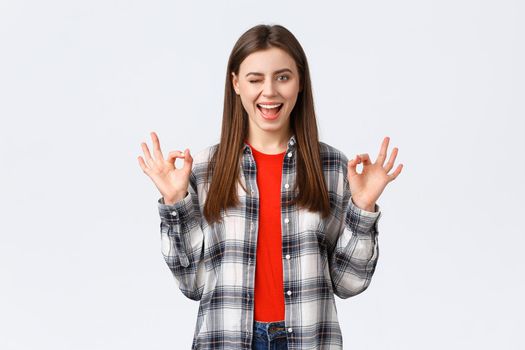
157, 134, 382, 350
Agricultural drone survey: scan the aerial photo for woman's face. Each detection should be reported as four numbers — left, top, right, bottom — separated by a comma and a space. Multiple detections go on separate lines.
232, 47, 301, 136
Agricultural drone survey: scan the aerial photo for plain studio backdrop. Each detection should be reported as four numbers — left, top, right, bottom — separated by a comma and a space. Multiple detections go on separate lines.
1, 1, 523, 349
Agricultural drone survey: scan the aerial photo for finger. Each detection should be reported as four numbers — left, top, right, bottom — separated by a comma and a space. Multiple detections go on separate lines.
359, 153, 372, 166
376, 136, 390, 166
137, 156, 150, 175
387, 164, 403, 182
167, 150, 187, 168
347, 157, 358, 178
141, 142, 155, 168
384, 147, 399, 173
150, 131, 165, 161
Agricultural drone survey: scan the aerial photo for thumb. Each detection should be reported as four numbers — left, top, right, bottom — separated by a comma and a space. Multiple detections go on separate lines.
183, 148, 193, 172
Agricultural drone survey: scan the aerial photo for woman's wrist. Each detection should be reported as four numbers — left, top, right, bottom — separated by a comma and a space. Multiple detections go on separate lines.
164, 191, 188, 205
352, 197, 376, 212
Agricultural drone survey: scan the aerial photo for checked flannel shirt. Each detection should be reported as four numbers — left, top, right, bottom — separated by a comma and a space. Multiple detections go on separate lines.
157, 134, 382, 350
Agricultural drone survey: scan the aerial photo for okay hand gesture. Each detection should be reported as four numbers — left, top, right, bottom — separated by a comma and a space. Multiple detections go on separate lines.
347, 136, 403, 212
138, 131, 192, 205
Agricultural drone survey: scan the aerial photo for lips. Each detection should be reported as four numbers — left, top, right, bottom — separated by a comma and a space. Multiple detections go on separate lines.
256, 104, 283, 120
256, 104, 283, 111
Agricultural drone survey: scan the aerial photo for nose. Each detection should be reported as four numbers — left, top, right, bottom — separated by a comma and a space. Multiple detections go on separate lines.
262, 79, 277, 96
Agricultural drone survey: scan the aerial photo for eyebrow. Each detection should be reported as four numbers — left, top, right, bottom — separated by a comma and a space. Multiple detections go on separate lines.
245, 68, 293, 77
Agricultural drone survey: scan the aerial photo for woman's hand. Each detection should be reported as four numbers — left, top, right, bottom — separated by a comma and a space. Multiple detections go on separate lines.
138, 131, 192, 205
347, 136, 403, 212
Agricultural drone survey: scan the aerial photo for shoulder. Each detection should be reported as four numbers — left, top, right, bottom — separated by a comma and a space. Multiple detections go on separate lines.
318, 141, 352, 196
189, 143, 219, 188
319, 141, 350, 170
192, 143, 219, 166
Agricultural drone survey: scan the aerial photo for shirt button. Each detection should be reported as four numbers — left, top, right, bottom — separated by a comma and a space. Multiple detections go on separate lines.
287, 290, 292, 296
284, 183, 289, 189
251, 189, 254, 194
290, 140, 294, 145
288, 328, 293, 333
287, 152, 293, 157
284, 218, 289, 224
285, 254, 291, 260
170, 211, 177, 216
250, 222, 254, 230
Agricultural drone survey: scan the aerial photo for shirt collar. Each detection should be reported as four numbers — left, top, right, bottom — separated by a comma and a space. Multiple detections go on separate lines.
242, 134, 296, 154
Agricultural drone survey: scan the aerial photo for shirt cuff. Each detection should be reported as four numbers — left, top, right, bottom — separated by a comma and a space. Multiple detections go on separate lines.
345, 196, 382, 235
157, 192, 193, 226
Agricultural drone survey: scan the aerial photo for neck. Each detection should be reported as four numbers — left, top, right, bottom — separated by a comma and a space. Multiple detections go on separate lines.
246, 127, 292, 154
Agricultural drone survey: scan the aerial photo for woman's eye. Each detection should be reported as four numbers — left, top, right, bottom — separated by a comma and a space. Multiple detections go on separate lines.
249, 76, 289, 84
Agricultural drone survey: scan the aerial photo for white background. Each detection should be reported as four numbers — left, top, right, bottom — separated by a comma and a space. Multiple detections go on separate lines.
1, 0, 524, 349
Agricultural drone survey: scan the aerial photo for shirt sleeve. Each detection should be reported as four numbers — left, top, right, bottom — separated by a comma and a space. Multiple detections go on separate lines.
157, 168, 206, 301
324, 151, 382, 299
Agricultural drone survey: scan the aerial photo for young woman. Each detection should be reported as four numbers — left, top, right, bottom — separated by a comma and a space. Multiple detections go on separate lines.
139, 24, 402, 350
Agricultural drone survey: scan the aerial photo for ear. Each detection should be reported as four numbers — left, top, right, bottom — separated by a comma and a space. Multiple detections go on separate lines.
231, 72, 240, 95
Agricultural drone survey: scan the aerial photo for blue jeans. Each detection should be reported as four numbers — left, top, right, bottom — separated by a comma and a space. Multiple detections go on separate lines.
252, 320, 289, 350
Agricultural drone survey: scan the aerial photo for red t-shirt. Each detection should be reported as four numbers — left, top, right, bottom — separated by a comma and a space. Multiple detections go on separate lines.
246, 141, 286, 322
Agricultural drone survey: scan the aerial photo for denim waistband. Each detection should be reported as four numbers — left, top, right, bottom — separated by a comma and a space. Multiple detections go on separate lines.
253, 320, 287, 340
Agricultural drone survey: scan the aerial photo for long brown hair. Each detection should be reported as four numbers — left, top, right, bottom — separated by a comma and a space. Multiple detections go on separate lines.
203, 24, 331, 224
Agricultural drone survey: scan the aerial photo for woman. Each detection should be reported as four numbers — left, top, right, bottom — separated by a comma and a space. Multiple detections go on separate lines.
139, 24, 402, 350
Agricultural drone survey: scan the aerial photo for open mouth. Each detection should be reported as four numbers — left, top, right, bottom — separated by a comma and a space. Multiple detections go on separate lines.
256, 103, 283, 119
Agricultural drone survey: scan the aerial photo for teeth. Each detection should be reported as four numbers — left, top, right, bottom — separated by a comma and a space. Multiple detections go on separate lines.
257, 103, 282, 109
